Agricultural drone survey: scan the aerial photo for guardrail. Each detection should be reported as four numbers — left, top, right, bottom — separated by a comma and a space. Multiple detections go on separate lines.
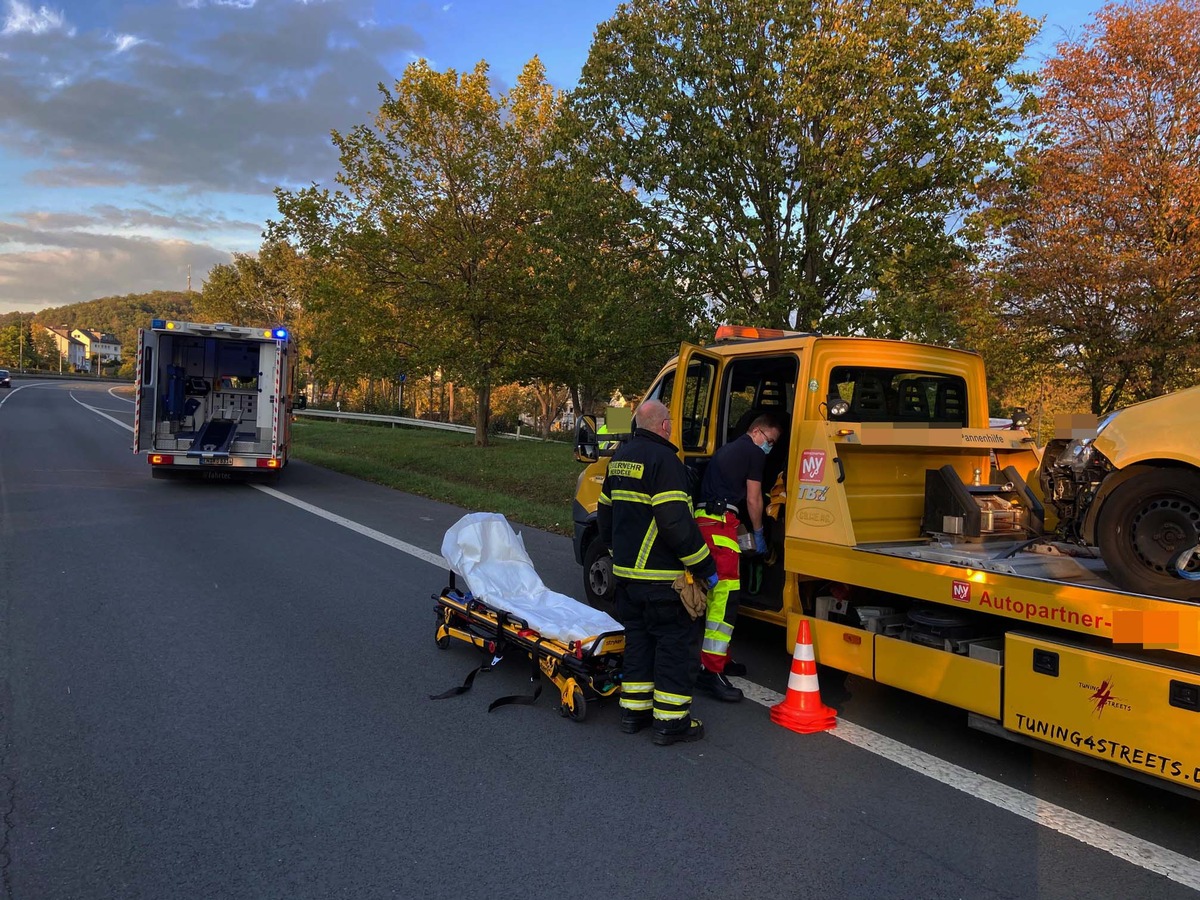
294, 408, 544, 441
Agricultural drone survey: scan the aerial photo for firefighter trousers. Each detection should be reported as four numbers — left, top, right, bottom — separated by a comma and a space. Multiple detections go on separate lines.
616, 580, 702, 725
695, 511, 742, 673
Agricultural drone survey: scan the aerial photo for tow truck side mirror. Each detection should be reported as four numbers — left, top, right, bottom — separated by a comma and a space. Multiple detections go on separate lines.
574, 415, 599, 463
294, 394, 307, 409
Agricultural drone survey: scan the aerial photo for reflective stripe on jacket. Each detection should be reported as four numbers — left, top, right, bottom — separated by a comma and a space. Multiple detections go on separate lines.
597, 428, 716, 583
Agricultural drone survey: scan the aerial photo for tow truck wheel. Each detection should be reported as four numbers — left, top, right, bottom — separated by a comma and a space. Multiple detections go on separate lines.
582, 538, 615, 607
1098, 468, 1200, 600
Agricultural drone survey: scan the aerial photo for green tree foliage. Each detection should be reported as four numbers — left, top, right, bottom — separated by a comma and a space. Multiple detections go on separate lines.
980, 0, 1200, 414
195, 241, 310, 328
571, 0, 1038, 332
520, 111, 706, 420
275, 58, 563, 445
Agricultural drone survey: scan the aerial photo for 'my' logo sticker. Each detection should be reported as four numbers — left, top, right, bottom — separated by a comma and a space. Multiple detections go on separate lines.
951, 581, 971, 603
800, 450, 826, 484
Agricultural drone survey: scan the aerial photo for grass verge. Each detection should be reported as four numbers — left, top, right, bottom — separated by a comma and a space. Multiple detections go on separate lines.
289, 419, 581, 535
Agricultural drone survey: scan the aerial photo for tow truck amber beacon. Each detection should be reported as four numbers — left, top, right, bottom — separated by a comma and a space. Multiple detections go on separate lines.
133, 319, 298, 479
572, 325, 1200, 794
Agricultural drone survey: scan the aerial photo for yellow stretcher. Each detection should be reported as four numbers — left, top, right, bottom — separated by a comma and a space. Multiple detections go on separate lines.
432, 574, 625, 721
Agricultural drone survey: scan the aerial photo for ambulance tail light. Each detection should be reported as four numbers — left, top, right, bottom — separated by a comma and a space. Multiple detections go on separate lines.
149, 454, 174, 465
714, 325, 793, 341
256, 457, 281, 469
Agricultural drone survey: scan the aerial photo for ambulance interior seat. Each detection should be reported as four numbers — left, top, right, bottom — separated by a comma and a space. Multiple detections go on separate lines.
162, 365, 186, 421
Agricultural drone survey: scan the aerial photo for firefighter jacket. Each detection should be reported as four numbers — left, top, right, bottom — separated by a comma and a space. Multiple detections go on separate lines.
597, 428, 717, 584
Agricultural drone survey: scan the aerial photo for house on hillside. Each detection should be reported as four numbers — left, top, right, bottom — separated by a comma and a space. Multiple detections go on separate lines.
70, 328, 122, 370
42, 326, 88, 371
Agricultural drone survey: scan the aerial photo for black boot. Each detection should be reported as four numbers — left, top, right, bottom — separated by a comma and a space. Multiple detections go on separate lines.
724, 659, 748, 677
652, 716, 705, 746
697, 669, 744, 702
620, 711, 652, 734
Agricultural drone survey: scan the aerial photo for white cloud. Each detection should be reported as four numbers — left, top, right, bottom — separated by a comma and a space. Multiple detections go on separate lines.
111, 32, 143, 54
2, 0, 69, 36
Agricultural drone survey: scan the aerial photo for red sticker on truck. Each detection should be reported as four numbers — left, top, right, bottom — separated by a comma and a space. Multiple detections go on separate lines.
800, 450, 826, 483
951, 580, 971, 602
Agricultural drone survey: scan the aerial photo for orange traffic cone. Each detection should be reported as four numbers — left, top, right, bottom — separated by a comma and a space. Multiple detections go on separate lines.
770, 619, 837, 734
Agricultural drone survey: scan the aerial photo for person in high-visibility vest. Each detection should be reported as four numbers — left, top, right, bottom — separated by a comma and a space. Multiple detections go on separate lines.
598, 400, 717, 745
693, 412, 784, 702
596, 420, 617, 451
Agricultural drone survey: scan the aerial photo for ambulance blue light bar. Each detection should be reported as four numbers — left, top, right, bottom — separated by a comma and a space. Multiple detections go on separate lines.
273, 328, 288, 340
151, 319, 166, 328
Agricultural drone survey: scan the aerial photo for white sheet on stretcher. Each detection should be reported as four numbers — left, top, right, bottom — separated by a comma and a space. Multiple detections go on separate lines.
441, 512, 623, 644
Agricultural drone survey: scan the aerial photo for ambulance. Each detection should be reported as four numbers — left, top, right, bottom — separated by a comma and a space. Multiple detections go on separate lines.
133, 319, 297, 478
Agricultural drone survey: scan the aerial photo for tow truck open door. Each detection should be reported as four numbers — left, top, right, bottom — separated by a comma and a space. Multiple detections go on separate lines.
667, 342, 722, 462
133, 328, 155, 454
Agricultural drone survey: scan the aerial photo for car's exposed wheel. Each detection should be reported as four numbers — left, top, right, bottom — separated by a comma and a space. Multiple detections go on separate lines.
1097, 468, 1200, 600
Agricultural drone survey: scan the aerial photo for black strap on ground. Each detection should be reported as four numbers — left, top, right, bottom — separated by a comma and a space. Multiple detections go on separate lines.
486, 653, 543, 713
429, 661, 488, 700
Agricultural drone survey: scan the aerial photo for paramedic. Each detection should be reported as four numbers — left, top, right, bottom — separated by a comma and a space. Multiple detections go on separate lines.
598, 399, 718, 745
694, 412, 784, 702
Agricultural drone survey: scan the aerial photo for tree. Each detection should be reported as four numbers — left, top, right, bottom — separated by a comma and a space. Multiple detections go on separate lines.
274, 58, 563, 446
571, 0, 1038, 332
196, 241, 309, 328
983, 0, 1200, 414
519, 114, 707, 425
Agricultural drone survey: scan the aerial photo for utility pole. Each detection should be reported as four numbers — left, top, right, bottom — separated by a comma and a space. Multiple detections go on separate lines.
187, 264, 192, 292
18, 317, 23, 373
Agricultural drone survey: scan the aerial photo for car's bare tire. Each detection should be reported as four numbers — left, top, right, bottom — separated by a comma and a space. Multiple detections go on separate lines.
1098, 468, 1200, 600
582, 538, 615, 607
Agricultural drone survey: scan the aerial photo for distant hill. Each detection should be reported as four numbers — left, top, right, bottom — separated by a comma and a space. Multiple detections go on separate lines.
7, 291, 198, 354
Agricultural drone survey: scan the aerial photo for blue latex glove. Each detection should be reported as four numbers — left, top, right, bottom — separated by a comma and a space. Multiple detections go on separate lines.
754, 529, 767, 554
705, 572, 719, 590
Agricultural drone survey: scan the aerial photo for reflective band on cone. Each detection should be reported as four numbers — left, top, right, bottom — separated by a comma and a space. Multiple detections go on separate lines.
770, 619, 837, 734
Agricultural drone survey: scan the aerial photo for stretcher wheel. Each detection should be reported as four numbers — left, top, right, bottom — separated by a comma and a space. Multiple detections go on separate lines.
435, 627, 451, 649
561, 681, 587, 722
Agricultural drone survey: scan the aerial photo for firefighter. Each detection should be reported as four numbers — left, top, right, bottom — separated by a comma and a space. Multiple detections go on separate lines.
694, 412, 784, 702
598, 399, 718, 745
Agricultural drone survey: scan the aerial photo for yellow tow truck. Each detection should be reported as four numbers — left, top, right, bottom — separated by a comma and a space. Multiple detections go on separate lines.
572, 326, 1200, 794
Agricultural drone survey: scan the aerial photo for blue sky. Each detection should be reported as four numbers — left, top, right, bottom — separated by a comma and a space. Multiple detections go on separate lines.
0, 0, 1106, 314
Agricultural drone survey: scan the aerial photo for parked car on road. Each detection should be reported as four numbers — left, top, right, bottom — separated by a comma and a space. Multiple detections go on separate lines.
0, 369, 10, 388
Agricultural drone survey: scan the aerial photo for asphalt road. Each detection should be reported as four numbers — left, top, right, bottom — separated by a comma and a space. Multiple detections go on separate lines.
1, 379, 1197, 899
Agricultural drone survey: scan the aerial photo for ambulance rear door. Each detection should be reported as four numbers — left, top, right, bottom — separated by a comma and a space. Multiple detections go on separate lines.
133, 328, 157, 454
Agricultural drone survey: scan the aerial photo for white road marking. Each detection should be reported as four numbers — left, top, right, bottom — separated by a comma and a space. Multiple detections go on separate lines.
69, 392, 136, 432
68, 393, 1200, 889
0, 380, 57, 409
108, 386, 135, 403
249, 484, 448, 569
731, 677, 1200, 891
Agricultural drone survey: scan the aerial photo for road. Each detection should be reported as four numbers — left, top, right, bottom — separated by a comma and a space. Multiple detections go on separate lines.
1, 379, 1197, 899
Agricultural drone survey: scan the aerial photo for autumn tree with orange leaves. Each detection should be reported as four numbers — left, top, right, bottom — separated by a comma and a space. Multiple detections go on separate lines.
984, 0, 1200, 415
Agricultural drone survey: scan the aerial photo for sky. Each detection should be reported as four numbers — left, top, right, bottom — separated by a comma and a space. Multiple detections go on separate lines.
0, 0, 1107, 315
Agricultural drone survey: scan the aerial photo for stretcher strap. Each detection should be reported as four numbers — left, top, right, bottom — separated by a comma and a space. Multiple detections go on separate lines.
487, 654, 543, 713
429, 661, 489, 700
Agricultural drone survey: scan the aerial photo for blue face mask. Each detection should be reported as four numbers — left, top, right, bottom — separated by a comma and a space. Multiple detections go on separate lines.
760, 439, 773, 455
